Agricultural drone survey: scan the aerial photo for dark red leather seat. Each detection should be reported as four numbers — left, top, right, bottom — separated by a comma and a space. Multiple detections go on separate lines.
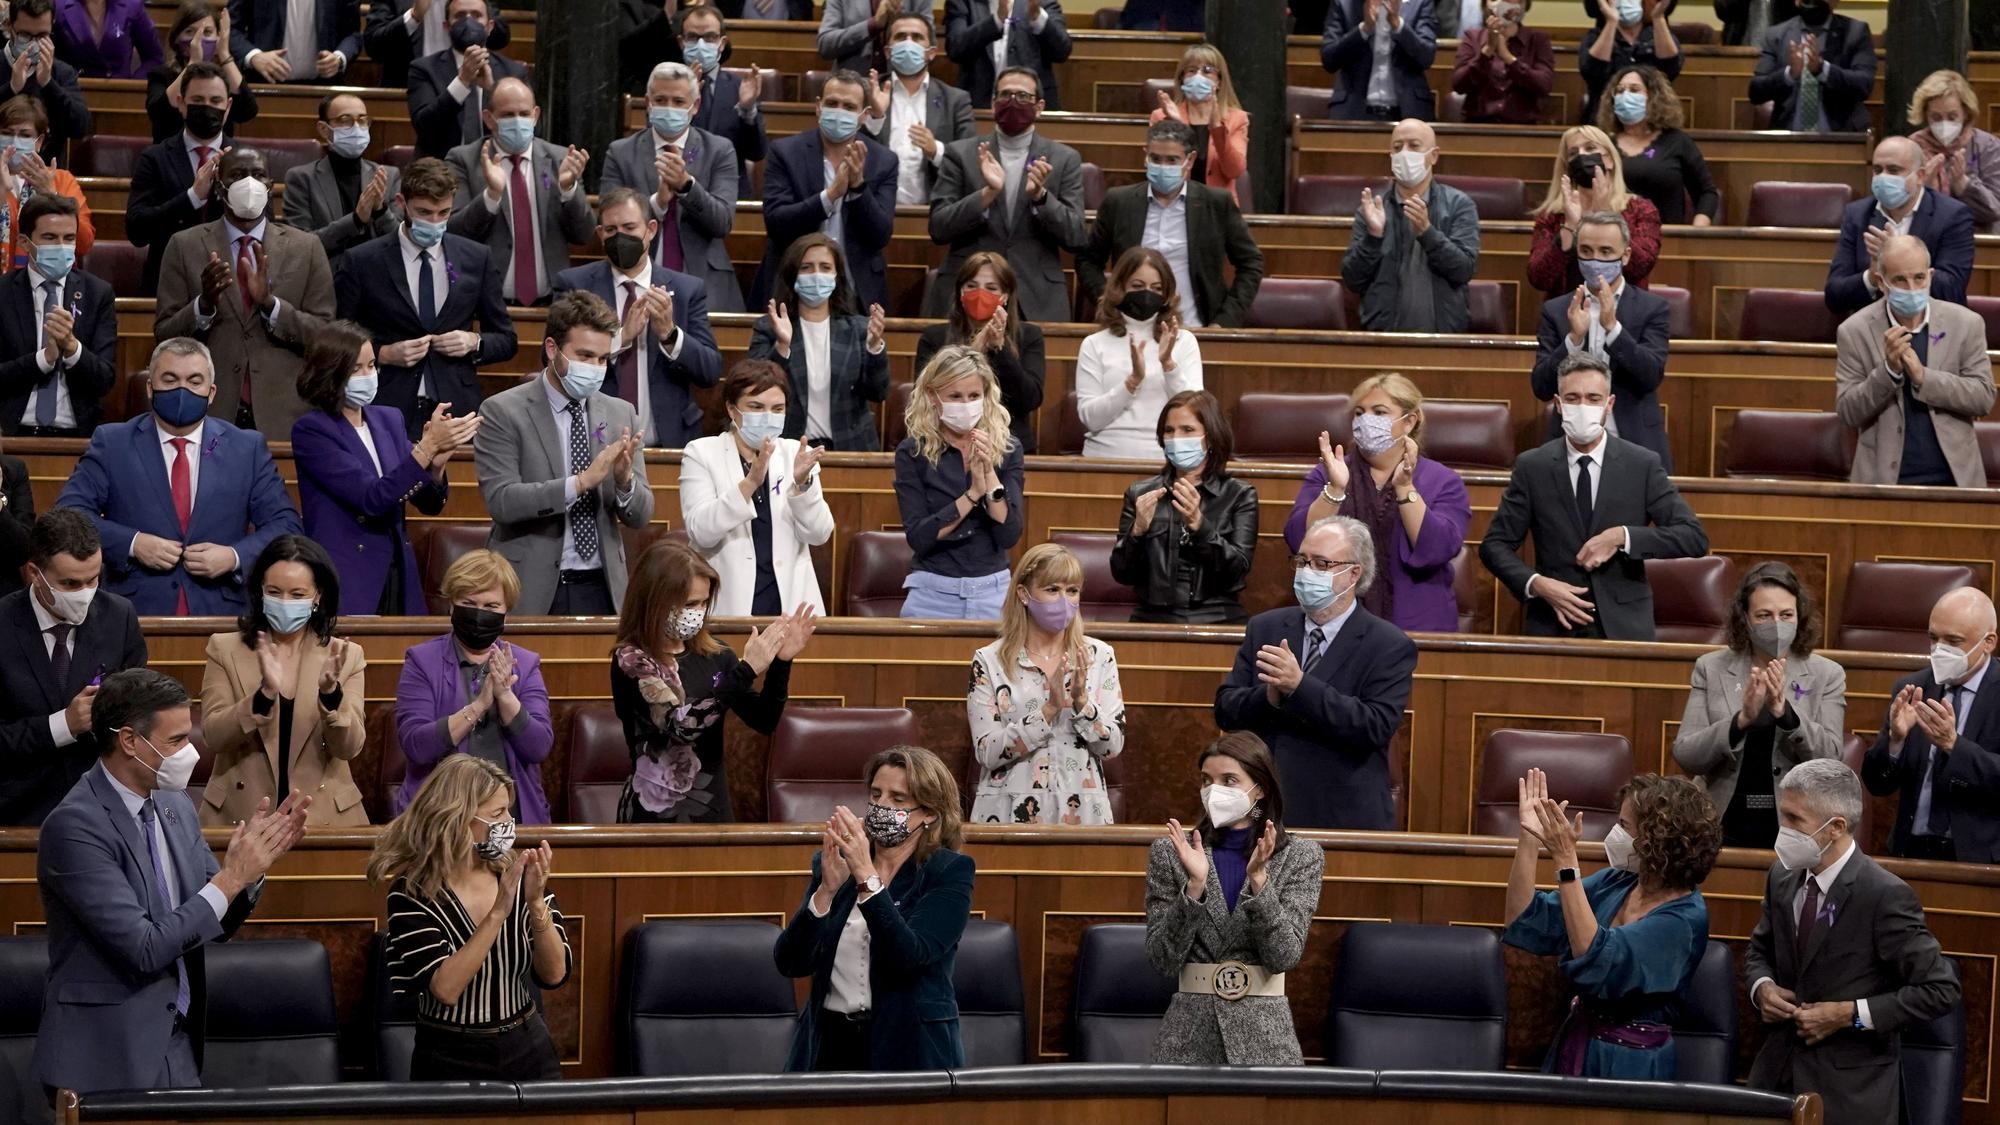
1724, 410, 1855, 481
1746, 181, 1852, 228
1739, 289, 1840, 344
564, 702, 628, 825
1245, 277, 1347, 331
1284, 85, 1334, 124
1421, 400, 1514, 470
1049, 531, 1137, 622
1079, 162, 1106, 211
1646, 556, 1737, 645
766, 706, 923, 823
409, 522, 493, 615
1439, 175, 1526, 221
1474, 729, 1635, 840
882, 380, 912, 449
69, 134, 150, 178
80, 239, 147, 298
1976, 420, 2000, 482
1232, 392, 1352, 461
1650, 285, 1694, 338
247, 137, 324, 181
844, 530, 914, 617
1289, 174, 1371, 218
1055, 391, 1086, 456
1834, 562, 1977, 654
1465, 280, 1509, 334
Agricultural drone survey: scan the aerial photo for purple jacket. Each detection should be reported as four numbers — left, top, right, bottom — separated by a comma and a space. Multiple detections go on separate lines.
395, 633, 556, 823
53, 0, 163, 79
1284, 455, 1471, 633
292, 405, 444, 616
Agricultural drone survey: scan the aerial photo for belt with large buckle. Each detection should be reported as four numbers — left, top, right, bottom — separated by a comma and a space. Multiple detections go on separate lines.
1178, 960, 1284, 1001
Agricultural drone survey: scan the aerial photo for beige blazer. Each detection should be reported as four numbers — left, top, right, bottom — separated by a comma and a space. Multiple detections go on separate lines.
199, 630, 368, 827
1833, 297, 1995, 487
1671, 647, 1847, 814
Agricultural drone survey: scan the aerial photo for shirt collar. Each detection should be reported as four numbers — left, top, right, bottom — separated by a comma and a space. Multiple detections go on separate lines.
224, 216, 266, 244
1952, 654, 1991, 695
544, 374, 580, 415
159, 418, 206, 450
99, 761, 149, 819
27, 586, 56, 632
1565, 432, 1609, 465
1885, 302, 1931, 334
1149, 185, 1187, 209
398, 225, 435, 260
893, 75, 929, 101
1877, 187, 1926, 225
181, 130, 221, 154
1809, 838, 1857, 895
25, 261, 55, 289
1309, 597, 1359, 645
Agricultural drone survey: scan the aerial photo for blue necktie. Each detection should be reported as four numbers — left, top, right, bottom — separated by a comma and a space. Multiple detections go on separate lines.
33, 280, 59, 426
137, 799, 191, 1016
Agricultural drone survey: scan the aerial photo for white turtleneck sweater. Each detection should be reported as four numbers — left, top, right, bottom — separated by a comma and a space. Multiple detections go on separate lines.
1072, 315, 1205, 460
996, 127, 1034, 214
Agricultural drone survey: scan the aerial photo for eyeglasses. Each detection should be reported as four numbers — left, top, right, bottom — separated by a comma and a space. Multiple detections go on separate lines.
327, 114, 370, 128
1292, 556, 1360, 575
681, 32, 724, 44
993, 90, 1038, 105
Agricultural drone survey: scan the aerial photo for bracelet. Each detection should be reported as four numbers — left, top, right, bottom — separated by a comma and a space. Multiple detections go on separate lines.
1321, 485, 1346, 505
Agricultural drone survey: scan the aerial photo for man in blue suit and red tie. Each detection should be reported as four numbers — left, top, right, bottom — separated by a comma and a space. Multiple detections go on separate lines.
53, 337, 302, 616
552, 187, 721, 450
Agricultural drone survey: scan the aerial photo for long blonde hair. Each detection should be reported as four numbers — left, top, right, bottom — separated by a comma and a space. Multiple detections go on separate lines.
1174, 44, 1242, 116
905, 344, 1014, 466
367, 756, 515, 900
1532, 125, 1632, 216
996, 543, 1086, 670
1350, 372, 1427, 445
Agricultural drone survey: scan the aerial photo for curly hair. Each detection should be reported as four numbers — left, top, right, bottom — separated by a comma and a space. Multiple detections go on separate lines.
1723, 560, 1822, 658
1596, 64, 1684, 135
1619, 774, 1721, 890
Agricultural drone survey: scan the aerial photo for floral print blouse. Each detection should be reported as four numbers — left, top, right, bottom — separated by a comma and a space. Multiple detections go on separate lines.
966, 635, 1126, 826
610, 642, 791, 823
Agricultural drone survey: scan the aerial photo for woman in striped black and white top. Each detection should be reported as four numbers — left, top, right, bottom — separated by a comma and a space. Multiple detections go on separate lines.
368, 756, 570, 1080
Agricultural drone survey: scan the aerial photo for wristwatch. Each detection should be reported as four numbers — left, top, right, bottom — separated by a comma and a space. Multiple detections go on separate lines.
1556, 867, 1581, 884
862, 874, 884, 895
984, 484, 1007, 505
1395, 491, 1419, 505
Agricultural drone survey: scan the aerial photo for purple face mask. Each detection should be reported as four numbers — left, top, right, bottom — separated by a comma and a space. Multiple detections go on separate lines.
1024, 594, 1076, 632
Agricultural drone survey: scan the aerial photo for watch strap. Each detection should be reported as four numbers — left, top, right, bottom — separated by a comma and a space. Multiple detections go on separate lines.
1556, 866, 1580, 884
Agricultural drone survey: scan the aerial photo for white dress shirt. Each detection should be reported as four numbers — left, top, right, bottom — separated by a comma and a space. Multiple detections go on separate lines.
482, 145, 579, 302
610, 267, 687, 446
403, 0, 448, 57
398, 227, 446, 396
808, 883, 880, 1014
180, 131, 224, 210
799, 315, 833, 441
100, 763, 232, 922
193, 217, 286, 330
543, 378, 634, 571
254, 0, 348, 74
879, 77, 939, 205
445, 49, 484, 118
1141, 186, 1201, 327
985, 1, 1050, 78
819, 153, 848, 246
30, 589, 78, 746
1525, 433, 1631, 600
1750, 839, 1873, 1028
1862, 191, 1925, 297
1913, 656, 1986, 838
157, 417, 206, 502
17, 260, 79, 428
351, 415, 383, 474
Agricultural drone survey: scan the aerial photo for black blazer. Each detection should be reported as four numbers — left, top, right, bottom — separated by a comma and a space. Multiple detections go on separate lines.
125, 135, 223, 292
1214, 603, 1417, 830
914, 322, 1046, 453
362, 0, 510, 87
746, 312, 890, 452
1713, 0, 1796, 44
943, 0, 1073, 109
1111, 470, 1259, 624
1530, 283, 1673, 470
752, 130, 899, 310
407, 48, 530, 159
1748, 15, 1876, 134
0, 266, 117, 436
0, 587, 147, 826
1862, 664, 2000, 864
0, 455, 33, 600
228, 0, 364, 65
1479, 435, 1708, 641
1078, 182, 1266, 327
692, 69, 770, 172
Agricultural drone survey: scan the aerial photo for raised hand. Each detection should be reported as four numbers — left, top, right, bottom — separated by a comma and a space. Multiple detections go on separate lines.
765, 299, 793, 352
1359, 186, 1387, 237
1255, 638, 1304, 698
1888, 683, 1922, 744
1155, 88, 1184, 122
657, 145, 689, 194
253, 631, 286, 696
1165, 817, 1209, 896
1516, 767, 1552, 840
557, 145, 588, 194
867, 69, 891, 118
775, 603, 818, 661
742, 617, 789, 674
1245, 820, 1278, 894
356, 164, 389, 222
317, 636, 352, 694
240, 240, 272, 314
738, 433, 775, 500
479, 140, 507, 199
199, 251, 233, 308
1560, 174, 1584, 227
739, 66, 763, 107
1171, 475, 1203, 529
1130, 486, 1167, 534
1530, 793, 1583, 866
1739, 663, 1772, 727
1024, 156, 1052, 202
1156, 319, 1181, 370
865, 303, 886, 350
1403, 191, 1430, 236
520, 839, 553, 901
1318, 431, 1350, 495
909, 121, 937, 159
819, 822, 853, 889
978, 143, 1005, 199
1566, 286, 1591, 343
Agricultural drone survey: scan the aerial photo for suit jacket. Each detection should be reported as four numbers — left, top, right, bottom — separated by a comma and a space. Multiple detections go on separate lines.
363, 0, 510, 87
447, 137, 596, 303
0, 263, 118, 435
1671, 648, 1847, 814
598, 125, 744, 311
925, 131, 1086, 325
943, 0, 1073, 108
865, 75, 978, 200
1078, 181, 1266, 327
1862, 663, 2000, 863
291, 404, 446, 616
228, 0, 364, 70
17, 58, 89, 156
753, 129, 899, 310
407, 48, 530, 159
747, 312, 891, 452
1834, 297, 1994, 488
126, 134, 225, 292
1320, 0, 1438, 120
1824, 192, 1974, 320
1478, 435, 1708, 640
692, 69, 770, 179
1214, 603, 1417, 830
818, 0, 929, 71
775, 847, 975, 1071
34, 766, 259, 1093
279, 155, 402, 261
393, 632, 555, 822
679, 433, 833, 615
155, 217, 338, 439
55, 413, 303, 615
551, 259, 723, 448
0, 455, 31, 599
471, 377, 656, 614
199, 629, 368, 826
1716, 0, 1797, 44
1339, 178, 1481, 332
335, 229, 518, 439
0, 588, 146, 826
1531, 283, 1674, 469
1744, 850, 1959, 1122
1748, 15, 1875, 134
1143, 834, 1324, 1064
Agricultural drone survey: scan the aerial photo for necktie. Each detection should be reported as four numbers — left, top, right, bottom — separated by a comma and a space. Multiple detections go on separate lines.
235, 234, 257, 316
194, 144, 213, 172
169, 436, 192, 614
1302, 625, 1325, 673
1795, 875, 1821, 961
416, 248, 437, 331
616, 280, 643, 412
33, 279, 59, 426
1919, 686, 1967, 835
47, 622, 70, 688
1796, 39, 1822, 131
137, 800, 192, 1016
566, 401, 600, 562
655, 151, 686, 271
509, 155, 538, 306
1574, 455, 1594, 530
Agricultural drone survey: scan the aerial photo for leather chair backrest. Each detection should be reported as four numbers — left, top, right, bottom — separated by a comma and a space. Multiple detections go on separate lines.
1422, 400, 1514, 471
1671, 20, 1717, 42
844, 530, 915, 618
953, 920, 1026, 1066
1055, 391, 1087, 456
564, 702, 629, 824
1672, 940, 1739, 1085
1049, 531, 1138, 622
1646, 556, 1737, 645
766, 705, 923, 823
1966, 295, 2000, 349
1474, 729, 1635, 840
620, 920, 798, 1076
382, 145, 416, 170
1245, 277, 1347, 331
1141, 78, 1174, 106
366, 931, 417, 1081
79, 239, 147, 299
1438, 175, 1526, 221
1978, 420, 2000, 483
1440, 90, 1467, 123
1840, 732, 1877, 848
1289, 174, 1371, 218
801, 70, 830, 103
1071, 923, 1173, 1063
1284, 85, 1334, 124
1739, 289, 1840, 344
1079, 163, 1106, 211
1650, 285, 1694, 338
1724, 410, 1855, 481
369, 706, 405, 825
1900, 995, 1965, 1125
1835, 562, 1977, 654
254, 137, 325, 182
1746, 181, 1852, 228
1465, 279, 1509, 334
1324, 922, 1507, 1070
1092, 7, 1120, 27
411, 521, 493, 615
202, 939, 340, 1086
0, 936, 49, 1125
620, 525, 685, 571
69, 134, 150, 178
1452, 542, 1481, 634
883, 380, 912, 450
185, 700, 213, 790
1232, 392, 1351, 461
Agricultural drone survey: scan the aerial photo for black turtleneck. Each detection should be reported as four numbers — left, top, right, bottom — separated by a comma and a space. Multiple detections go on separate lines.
328, 151, 364, 215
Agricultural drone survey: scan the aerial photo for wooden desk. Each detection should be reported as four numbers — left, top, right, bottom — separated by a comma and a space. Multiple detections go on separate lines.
80, 78, 420, 150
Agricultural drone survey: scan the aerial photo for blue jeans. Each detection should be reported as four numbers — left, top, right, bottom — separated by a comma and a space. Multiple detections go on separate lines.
900, 570, 1010, 620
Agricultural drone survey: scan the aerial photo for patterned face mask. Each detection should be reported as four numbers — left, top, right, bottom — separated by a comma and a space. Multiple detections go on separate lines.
863, 802, 924, 847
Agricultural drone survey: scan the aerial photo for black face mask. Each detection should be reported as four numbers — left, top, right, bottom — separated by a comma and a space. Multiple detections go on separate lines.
1117, 289, 1166, 321
604, 232, 647, 272
1566, 151, 1605, 189
1797, 0, 1830, 22
451, 604, 506, 650
450, 15, 489, 50
184, 103, 226, 140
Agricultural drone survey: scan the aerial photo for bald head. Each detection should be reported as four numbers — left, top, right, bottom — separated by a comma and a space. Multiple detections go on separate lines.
1392, 119, 1436, 150
1930, 587, 1997, 677
1390, 119, 1437, 186
1876, 233, 1933, 296
491, 77, 536, 114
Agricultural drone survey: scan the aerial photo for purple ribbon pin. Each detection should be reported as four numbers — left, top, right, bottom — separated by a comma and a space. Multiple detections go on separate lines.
1791, 681, 1808, 701
1930, 330, 1947, 345
201, 435, 221, 459
591, 421, 608, 444
444, 258, 460, 286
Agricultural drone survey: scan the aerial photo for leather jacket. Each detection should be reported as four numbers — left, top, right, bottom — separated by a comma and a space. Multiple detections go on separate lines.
1111, 471, 1259, 624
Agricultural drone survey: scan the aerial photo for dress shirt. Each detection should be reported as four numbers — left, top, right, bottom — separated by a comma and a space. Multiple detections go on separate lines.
351, 415, 383, 474
609, 266, 688, 446
193, 217, 286, 329
17, 260, 80, 428
1303, 596, 1359, 659
248, 0, 350, 73
1861, 191, 1924, 297
481, 147, 578, 301
1913, 655, 1986, 838
1563, 274, 1628, 363
398, 227, 446, 396
879, 77, 939, 204
181, 132, 224, 209
807, 882, 879, 1013
542, 377, 634, 571
156, 416, 205, 505
1751, 839, 1873, 1028
985, 0, 1050, 77
444, 50, 485, 116
818, 153, 848, 246
99, 763, 232, 922
1525, 433, 1630, 599
403, 2, 448, 57
799, 315, 833, 440
1141, 186, 1201, 327
30, 588, 78, 746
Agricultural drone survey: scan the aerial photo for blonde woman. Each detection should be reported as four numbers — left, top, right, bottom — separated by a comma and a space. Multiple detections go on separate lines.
369, 755, 570, 1080
1910, 69, 2000, 232
1148, 44, 1249, 196
966, 543, 1126, 825
1597, 64, 1717, 226
893, 345, 1024, 619
1527, 124, 1660, 298
1074, 247, 1203, 460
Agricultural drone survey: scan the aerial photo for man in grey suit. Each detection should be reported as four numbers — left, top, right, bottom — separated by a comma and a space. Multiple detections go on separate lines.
818, 0, 927, 72
600, 61, 743, 312
473, 290, 653, 616
862, 14, 975, 205
926, 66, 1083, 325
34, 668, 307, 1096
1479, 353, 1708, 641
1746, 759, 1959, 1124
445, 77, 594, 308
279, 92, 401, 265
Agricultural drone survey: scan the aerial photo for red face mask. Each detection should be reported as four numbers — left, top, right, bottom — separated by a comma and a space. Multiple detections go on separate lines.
959, 287, 1004, 322
993, 100, 1038, 136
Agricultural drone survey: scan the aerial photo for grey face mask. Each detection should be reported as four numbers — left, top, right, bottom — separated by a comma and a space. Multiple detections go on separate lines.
1750, 620, 1797, 656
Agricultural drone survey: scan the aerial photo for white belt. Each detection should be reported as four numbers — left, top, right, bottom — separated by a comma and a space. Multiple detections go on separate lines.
1178, 960, 1284, 1001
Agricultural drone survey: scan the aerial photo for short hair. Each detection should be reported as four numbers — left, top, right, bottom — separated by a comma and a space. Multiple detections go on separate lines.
441, 548, 522, 609
27, 507, 100, 568
8, 0, 51, 21
1724, 560, 1822, 658
647, 60, 697, 89
176, 59, 228, 96
822, 68, 868, 101
1155, 389, 1233, 480
296, 319, 374, 414
1576, 209, 1630, 246
719, 358, 789, 409
676, 4, 725, 33
1556, 351, 1611, 387
1779, 759, 1865, 830
1350, 372, 1427, 445
1908, 68, 1979, 127
595, 186, 649, 224
1304, 515, 1377, 597
92, 668, 191, 748
545, 290, 618, 346
316, 91, 364, 121
1617, 774, 1721, 890
19, 192, 77, 238
400, 156, 457, 204
238, 534, 341, 645
995, 65, 1041, 97
887, 11, 934, 40
149, 336, 214, 378
0, 94, 46, 133
1146, 118, 1196, 156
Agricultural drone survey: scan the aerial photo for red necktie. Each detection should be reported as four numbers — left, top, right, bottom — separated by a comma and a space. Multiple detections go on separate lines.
509, 155, 538, 306
169, 437, 191, 615
656, 148, 686, 271
235, 235, 257, 406
194, 144, 213, 171
616, 280, 642, 411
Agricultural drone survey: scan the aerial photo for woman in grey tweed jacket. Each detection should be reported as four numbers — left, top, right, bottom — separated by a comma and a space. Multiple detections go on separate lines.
1144, 732, 1326, 1064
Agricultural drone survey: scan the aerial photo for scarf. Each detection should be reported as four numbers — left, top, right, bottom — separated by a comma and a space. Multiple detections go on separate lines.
1340, 452, 1398, 624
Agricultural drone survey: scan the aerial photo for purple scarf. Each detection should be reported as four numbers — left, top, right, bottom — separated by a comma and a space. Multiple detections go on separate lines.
1339, 452, 1397, 624
1553, 995, 1673, 1075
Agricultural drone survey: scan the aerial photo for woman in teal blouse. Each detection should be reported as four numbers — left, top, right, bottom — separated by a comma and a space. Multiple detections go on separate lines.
1502, 768, 1722, 1079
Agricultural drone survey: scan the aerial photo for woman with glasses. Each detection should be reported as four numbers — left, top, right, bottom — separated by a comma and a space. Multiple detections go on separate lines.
1113, 390, 1258, 624
1527, 125, 1660, 300
1148, 44, 1249, 198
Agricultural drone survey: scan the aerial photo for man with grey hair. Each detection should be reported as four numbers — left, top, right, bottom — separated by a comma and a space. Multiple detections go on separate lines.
1824, 134, 1973, 321
1215, 514, 1417, 829
1745, 758, 1959, 1123
599, 59, 744, 311
1530, 210, 1672, 469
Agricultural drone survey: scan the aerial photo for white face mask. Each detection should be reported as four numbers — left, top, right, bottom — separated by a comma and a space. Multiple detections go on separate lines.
1561, 402, 1606, 445
1601, 823, 1640, 872
1201, 783, 1255, 828
672, 606, 706, 640
1774, 817, 1836, 871
1932, 119, 1964, 145
1390, 148, 1429, 187
34, 566, 95, 626
1931, 641, 1977, 687
129, 731, 199, 792
939, 399, 983, 433
225, 175, 269, 221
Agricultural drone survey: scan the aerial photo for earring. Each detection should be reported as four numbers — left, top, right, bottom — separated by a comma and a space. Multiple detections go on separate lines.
1248, 802, 1263, 821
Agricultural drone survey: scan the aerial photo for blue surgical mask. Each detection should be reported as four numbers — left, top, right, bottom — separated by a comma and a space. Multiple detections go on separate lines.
888, 41, 928, 76
557, 352, 606, 400
493, 116, 536, 154
31, 243, 73, 281
344, 373, 378, 408
1612, 91, 1647, 124
793, 272, 837, 307
1887, 283, 1930, 319
329, 124, 370, 159
1615, 0, 1643, 22
1579, 257, 1623, 290
5, 135, 35, 159
1294, 568, 1336, 612
1146, 160, 1185, 195
648, 106, 691, 138
151, 386, 210, 427
1180, 75, 1215, 102
818, 107, 860, 143
736, 410, 785, 447
682, 40, 720, 75
263, 595, 316, 636
1163, 437, 1205, 471
1871, 172, 1912, 210
407, 216, 447, 248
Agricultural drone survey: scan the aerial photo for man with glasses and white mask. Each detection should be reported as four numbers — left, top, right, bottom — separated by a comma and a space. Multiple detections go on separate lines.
1745, 758, 1958, 1124
1214, 514, 1417, 829
1339, 118, 1480, 332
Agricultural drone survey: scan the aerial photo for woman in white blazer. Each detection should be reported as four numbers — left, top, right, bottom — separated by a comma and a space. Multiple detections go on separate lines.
680, 360, 835, 616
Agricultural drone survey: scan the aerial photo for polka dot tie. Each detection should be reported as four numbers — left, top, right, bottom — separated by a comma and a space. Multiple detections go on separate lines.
567, 401, 600, 562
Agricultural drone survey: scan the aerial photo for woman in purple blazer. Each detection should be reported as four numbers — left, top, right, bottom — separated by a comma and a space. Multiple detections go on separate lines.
291, 320, 478, 615
394, 549, 556, 823
1283, 373, 1471, 634
53, 0, 164, 79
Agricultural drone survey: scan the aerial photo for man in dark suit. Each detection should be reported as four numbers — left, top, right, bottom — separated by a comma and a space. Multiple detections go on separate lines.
1481, 353, 1708, 641
0, 454, 32, 599
1320, 0, 1438, 121
228, 0, 364, 83
5, 0, 90, 159
862, 14, 975, 206
552, 187, 722, 450
1824, 135, 1974, 320
406, 0, 528, 159
599, 61, 743, 312
125, 60, 232, 292
1748, 0, 1874, 132
279, 92, 401, 264
34, 669, 307, 1096
1745, 759, 1959, 1124
445, 78, 593, 308
943, 0, 1073, 109
363, 0, 510, 88
1716, 0, 1797, 45
1862, 586, 2000, 863
1077, 119, 1265, 327
337, 157, 517, 440
1215, 514, 1417, 830
0, 510, 146, 827
676, 5, 769, 199
0, 194, 116, 437
753, 70, 898, 310
1530, 211, 1673, 470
